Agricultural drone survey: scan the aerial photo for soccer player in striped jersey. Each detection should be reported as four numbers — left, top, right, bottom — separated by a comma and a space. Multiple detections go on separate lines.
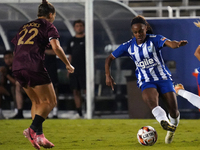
105, 15, 188, 144
11, 0, 74, 149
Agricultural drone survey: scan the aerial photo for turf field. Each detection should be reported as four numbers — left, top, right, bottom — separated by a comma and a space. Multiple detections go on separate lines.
0, 119, 200, 150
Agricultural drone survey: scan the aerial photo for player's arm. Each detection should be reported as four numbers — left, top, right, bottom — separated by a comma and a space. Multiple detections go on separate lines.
164, 40, 188, 49
105, 54, 116, 91
6, 74, 16, 85
194, 45, 200, 61
68, 54, 72, 63
50, 39, 74, 73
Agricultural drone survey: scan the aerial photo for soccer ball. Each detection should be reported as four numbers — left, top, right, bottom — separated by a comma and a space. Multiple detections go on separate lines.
137, 126, 157, 146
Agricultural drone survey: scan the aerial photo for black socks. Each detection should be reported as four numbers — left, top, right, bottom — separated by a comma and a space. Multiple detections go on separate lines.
77, 108, 82, 117
30, 115, 45, 134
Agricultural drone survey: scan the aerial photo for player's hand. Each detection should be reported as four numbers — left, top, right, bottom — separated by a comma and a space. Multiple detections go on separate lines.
105, 74, 116, 91
66, 64, 74, 73
178, 40, 188, 47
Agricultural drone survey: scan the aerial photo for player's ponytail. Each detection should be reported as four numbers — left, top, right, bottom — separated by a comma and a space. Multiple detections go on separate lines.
37, 0, 55, 18
146, 22, 153, 34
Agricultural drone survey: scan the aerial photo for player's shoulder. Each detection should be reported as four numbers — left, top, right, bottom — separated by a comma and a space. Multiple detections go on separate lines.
36, 19, 56, 29
147, 34, 159, 39
147, 34, 166, 41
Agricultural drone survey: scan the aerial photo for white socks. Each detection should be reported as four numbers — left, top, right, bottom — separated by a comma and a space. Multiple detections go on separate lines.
178, 89, 200, 109
152, 106, 169, 123
168, 114, 180, 126
152, 106, 180, 127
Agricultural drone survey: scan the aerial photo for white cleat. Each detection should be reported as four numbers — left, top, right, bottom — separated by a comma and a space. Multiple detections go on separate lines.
165, 131, 175, 144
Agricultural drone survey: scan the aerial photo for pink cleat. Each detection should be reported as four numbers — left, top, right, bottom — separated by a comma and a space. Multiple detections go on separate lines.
37, 134, 55, 148
23, 128, 40, 150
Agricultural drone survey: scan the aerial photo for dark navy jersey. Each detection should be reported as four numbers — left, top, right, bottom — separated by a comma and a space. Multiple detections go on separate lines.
11, 18, 60, 72
112, 34, 172, 87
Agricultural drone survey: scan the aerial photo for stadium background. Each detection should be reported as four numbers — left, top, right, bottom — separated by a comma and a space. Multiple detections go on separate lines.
0, 0, 200, 119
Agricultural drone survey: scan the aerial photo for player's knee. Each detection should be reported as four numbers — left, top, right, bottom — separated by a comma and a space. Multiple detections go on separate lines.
49, 97, 57, 108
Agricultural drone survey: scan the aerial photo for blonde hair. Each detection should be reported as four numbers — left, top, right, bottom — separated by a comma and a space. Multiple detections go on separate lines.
194, 20, 200, 28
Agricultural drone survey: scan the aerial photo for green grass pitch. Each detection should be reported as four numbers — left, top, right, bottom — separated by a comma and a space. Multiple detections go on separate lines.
0, 119, 200, 150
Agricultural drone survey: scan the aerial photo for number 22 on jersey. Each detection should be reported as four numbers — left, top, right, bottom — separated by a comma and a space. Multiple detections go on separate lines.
17, 28, 38, 45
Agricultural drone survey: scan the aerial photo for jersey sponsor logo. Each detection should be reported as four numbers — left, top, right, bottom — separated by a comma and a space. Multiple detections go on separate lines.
135, 58, 157, 69
80, 42, 84, 45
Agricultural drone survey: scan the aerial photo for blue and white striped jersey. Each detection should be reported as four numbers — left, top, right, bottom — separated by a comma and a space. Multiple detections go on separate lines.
112, 34, 172, 87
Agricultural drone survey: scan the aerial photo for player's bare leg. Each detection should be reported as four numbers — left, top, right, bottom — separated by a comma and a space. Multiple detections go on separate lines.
23, 83, 56, 148
161, 92, 179, 144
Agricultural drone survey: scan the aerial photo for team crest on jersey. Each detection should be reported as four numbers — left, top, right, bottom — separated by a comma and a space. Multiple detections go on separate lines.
147, 46, 153, 52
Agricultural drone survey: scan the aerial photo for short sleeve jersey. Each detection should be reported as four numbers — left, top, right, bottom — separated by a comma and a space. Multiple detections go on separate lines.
112, 34, 172, 87
66, 36, 86, 75
11, 19, 60, 72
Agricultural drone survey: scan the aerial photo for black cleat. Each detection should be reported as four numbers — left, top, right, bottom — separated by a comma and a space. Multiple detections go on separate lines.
160, 120, 176, 132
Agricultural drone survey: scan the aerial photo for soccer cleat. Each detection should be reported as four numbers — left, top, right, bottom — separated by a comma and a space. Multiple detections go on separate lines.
160, 120, 176, 132
165, 131, 175, 144
23, 128, 40, 150
10, 114, 24, 119
37, 134, 54, 148
174, 84, 184, 94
